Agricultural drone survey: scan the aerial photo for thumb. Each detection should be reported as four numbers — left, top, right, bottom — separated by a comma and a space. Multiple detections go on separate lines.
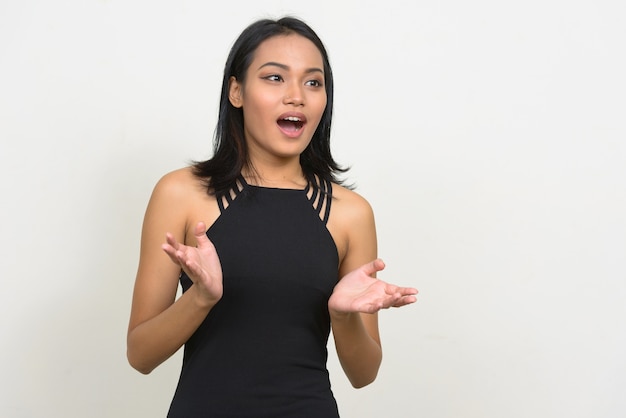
193, 221, 210, 247
360, 258, 385, 277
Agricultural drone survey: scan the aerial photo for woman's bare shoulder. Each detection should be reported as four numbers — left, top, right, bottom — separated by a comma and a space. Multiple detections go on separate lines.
153, 167, 200, 194
327, 183, 376, 262
144, 167, 218, 244
328, 183, 378, 275
146, 167, 213, 220
148, 167, 211, 204
331, 183, 375, 221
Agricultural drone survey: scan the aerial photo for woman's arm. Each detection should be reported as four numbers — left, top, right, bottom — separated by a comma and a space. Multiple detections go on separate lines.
329, 190, 417, 388
126, 169, 222, 374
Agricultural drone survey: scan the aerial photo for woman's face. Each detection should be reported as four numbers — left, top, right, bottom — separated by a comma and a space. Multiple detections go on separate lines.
229, 34, 327, 163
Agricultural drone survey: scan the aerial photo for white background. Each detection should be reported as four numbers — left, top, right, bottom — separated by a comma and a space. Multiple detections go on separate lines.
1, 1, 625, 417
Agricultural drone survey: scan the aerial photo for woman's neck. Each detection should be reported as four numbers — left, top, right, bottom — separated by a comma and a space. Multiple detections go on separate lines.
242, 161, 307, 189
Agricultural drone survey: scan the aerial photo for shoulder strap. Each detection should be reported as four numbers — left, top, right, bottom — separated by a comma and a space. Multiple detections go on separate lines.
308, 176, 332, 225
217, 176, 245, 213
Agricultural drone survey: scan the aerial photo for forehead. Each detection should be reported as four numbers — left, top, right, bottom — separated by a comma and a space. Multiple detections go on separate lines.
251, 34, 324, 70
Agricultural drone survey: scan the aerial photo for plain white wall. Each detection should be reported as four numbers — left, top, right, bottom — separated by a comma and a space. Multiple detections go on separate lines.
1, 0, 625, 417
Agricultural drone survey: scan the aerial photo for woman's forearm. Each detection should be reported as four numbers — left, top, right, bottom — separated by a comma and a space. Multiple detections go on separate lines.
127, 286, 215, 374
331, 311, 382, 388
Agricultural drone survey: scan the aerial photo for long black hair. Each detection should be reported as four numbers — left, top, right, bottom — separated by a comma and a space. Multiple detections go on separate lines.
192, 16, 348, 196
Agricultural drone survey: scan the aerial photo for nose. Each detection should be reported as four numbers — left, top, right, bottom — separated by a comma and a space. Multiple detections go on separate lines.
283, 82, 304, 106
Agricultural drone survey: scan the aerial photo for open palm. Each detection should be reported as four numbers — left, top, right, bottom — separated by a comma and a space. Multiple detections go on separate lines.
162, 221, 223, 305
328, 259, 418, 315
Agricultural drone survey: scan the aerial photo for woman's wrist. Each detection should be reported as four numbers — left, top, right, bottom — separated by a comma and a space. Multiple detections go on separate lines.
329, 308, 356, 323
191, 284, 220, 310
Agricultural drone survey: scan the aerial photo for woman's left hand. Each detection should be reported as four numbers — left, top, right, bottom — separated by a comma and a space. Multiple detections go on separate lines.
328, 259, 418, 316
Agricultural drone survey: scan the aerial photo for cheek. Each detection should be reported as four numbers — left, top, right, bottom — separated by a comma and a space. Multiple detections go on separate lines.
316, 94, 328, 115
244, 95, 275, 122
313, 100, 328, 124
242, 105, 276, 138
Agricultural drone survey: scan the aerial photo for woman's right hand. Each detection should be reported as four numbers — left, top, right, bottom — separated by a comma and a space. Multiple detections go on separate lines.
161, 221, 223, 307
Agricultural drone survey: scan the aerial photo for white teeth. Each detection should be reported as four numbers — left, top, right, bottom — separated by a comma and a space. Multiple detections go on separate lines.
283, 116, 301, 122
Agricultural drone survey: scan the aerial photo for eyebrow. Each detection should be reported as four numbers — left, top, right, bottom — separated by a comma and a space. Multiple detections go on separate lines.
257, 61, 324, 75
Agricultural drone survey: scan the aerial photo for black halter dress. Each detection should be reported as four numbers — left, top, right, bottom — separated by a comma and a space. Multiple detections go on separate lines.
167, 176, 340, 417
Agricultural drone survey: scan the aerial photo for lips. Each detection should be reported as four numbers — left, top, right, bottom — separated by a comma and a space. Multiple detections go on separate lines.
277, 112, 307, 137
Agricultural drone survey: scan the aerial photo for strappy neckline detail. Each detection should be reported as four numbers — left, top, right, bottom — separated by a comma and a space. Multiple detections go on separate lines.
306, 176, 332, 224
216, 176, 245, 213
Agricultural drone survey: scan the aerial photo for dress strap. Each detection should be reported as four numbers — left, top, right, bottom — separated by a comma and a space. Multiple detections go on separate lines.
308, 176, 332, 225
217, 176, 245, 213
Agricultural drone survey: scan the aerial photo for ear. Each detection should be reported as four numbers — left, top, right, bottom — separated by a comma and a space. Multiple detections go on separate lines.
228, 76, 243, 108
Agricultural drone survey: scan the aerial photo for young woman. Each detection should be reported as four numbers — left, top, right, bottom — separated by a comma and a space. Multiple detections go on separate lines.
127, 16, 418, 417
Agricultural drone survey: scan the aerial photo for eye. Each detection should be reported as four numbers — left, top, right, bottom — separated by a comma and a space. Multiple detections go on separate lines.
263, 74, 283, 82
305, 79, 323, 87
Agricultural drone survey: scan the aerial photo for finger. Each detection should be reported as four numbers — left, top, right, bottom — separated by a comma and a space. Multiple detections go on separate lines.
194, 221, 206, 236
392, 295, 418, 307
181, 256, 204, 278
161, 243, 179, 263
399, 287, 418, 296
378, 288, 418, 309
175, 250, 205, 280
193, 222, 213, 249
161, 243, 188, 268
164, 232, 181, 250
360, 258, 386, 277
385, 284, 418, 296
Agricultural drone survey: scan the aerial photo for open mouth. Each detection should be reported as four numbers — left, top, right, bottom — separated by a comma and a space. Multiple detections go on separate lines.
277, 116, 305, 133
